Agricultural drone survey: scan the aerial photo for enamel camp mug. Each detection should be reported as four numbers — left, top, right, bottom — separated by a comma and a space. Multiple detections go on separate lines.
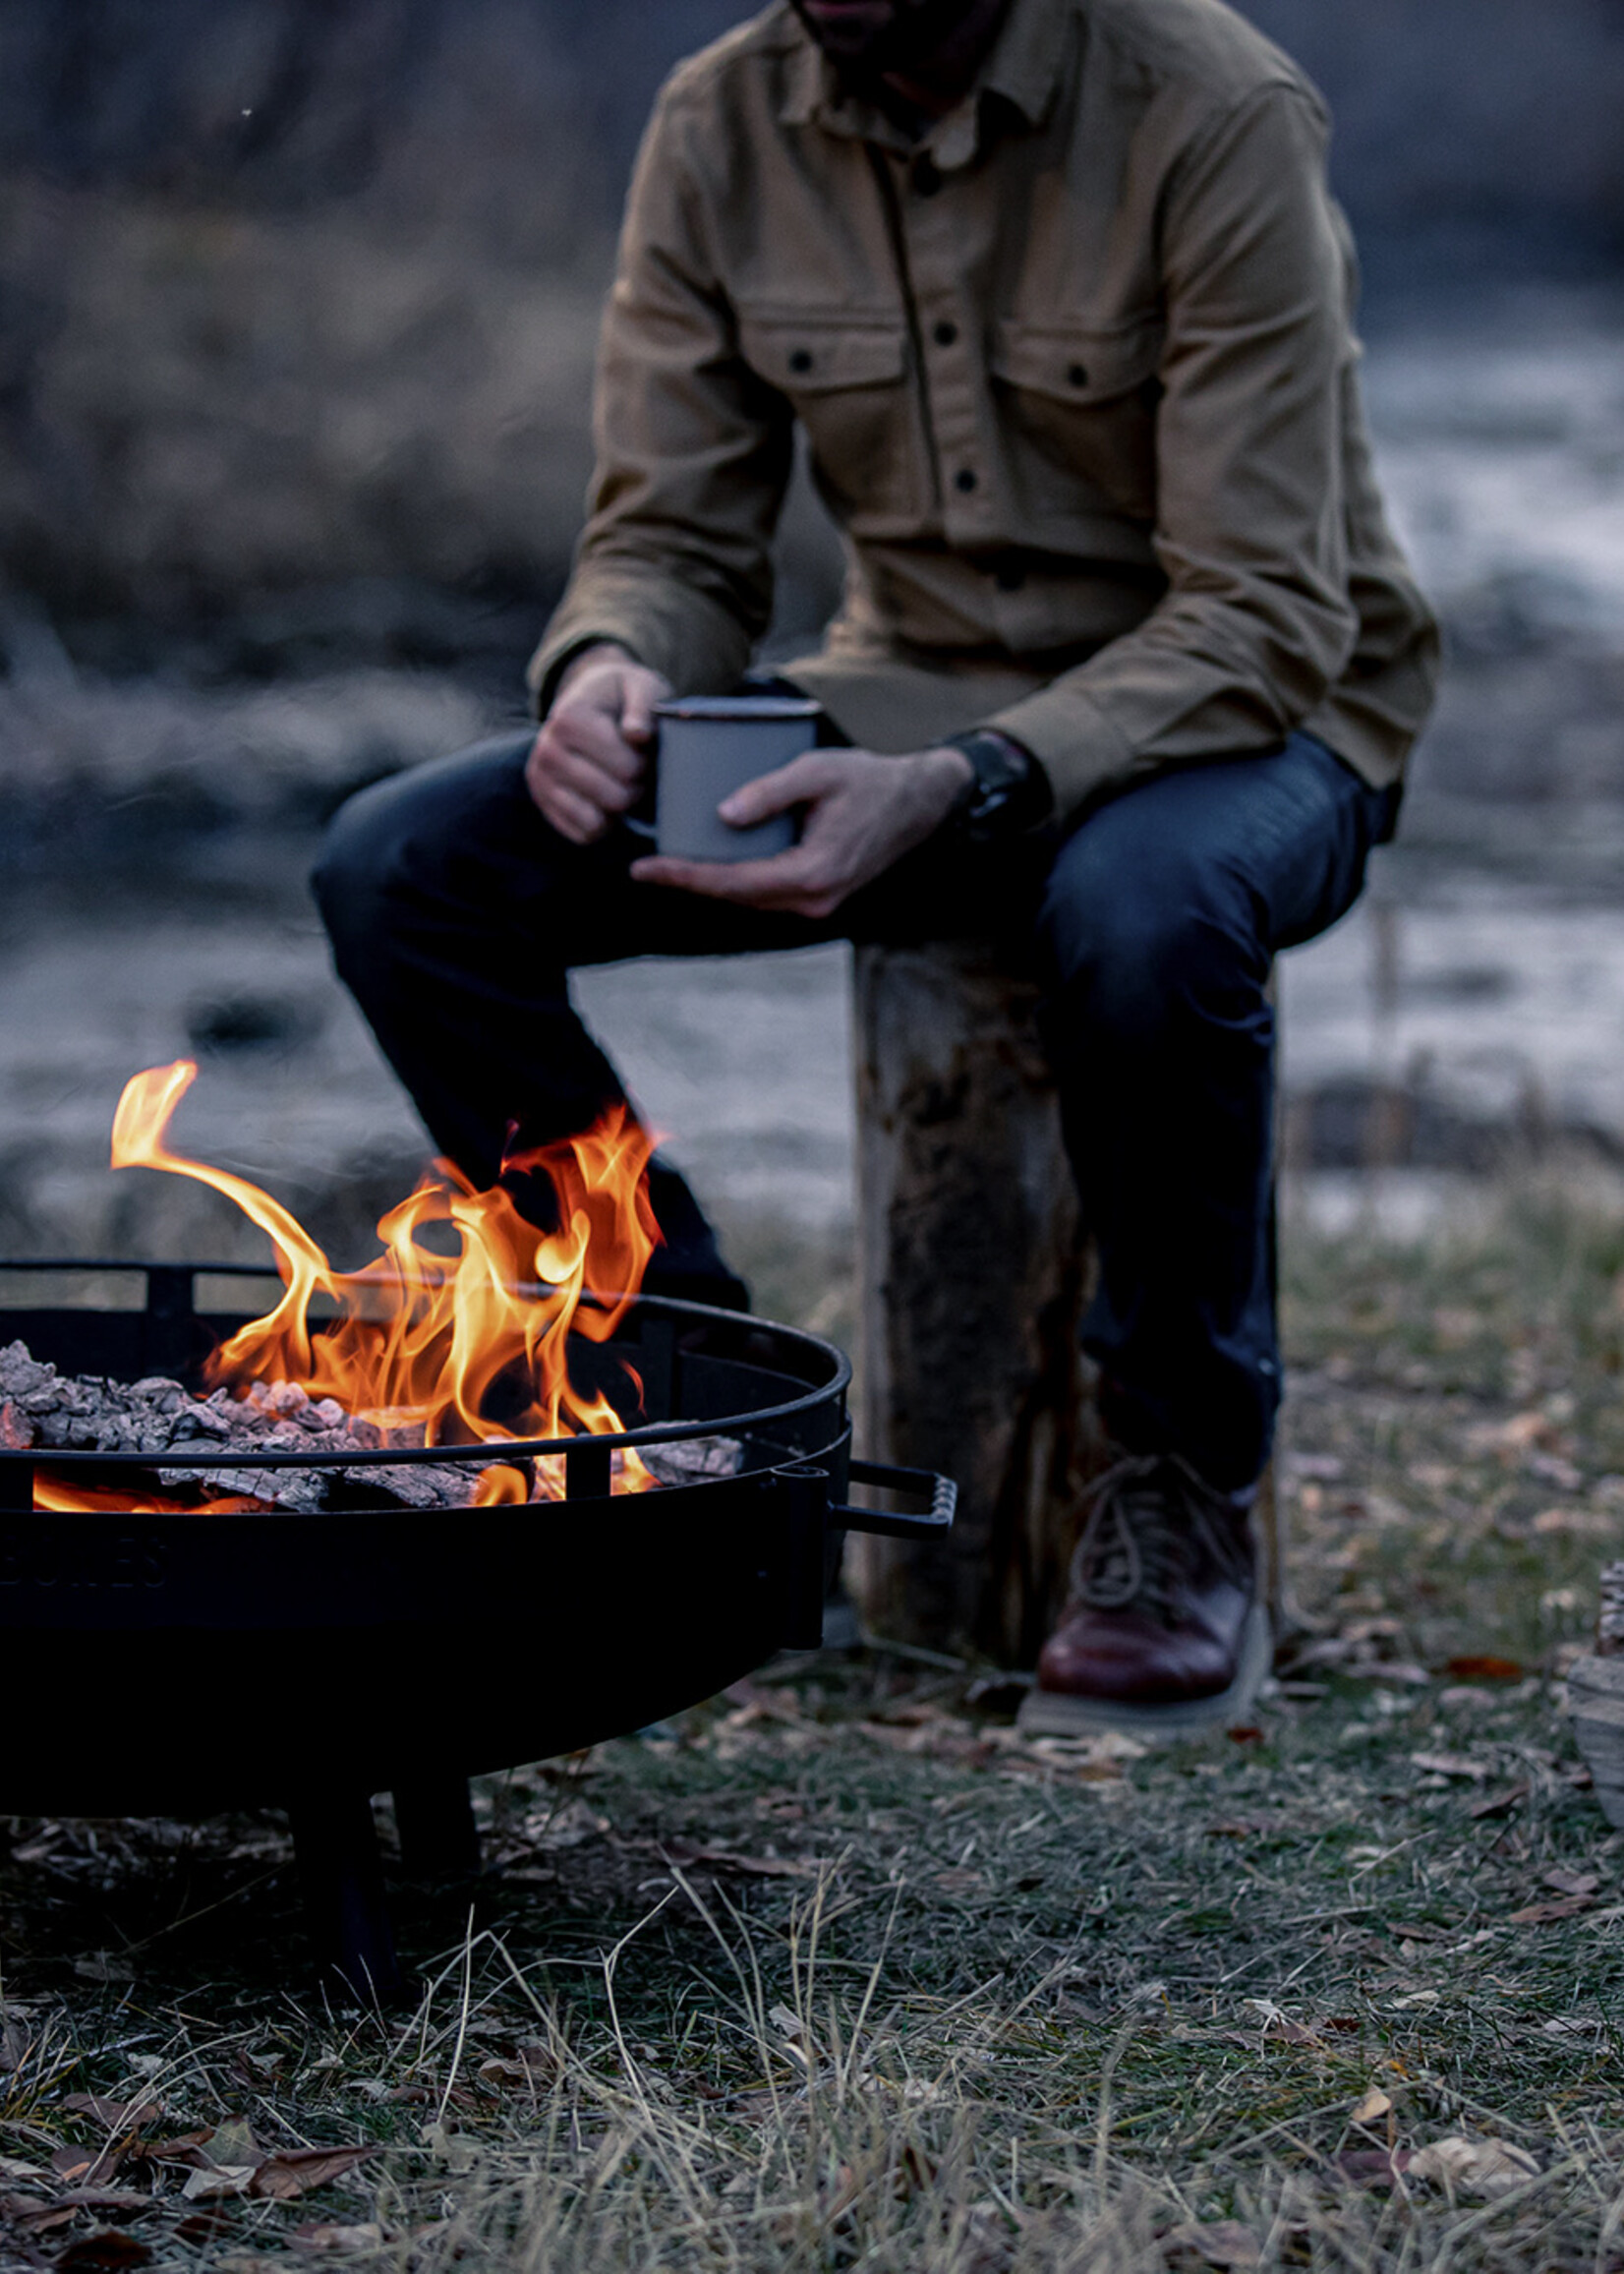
643, 694, 821, 863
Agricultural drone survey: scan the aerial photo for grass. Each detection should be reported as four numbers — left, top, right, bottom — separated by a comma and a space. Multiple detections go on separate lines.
5, 1168, 1624, 2272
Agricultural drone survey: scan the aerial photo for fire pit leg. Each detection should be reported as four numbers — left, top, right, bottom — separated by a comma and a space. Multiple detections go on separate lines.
288, 1791, 406, 2006
393, 1772, 482, 1883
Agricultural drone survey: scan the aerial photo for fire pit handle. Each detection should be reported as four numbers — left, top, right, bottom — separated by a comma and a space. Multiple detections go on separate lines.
773, 1456, 956, 1651
833, 1457, 957, 1539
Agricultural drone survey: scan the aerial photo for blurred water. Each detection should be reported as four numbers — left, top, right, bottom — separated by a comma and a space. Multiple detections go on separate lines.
3, 293, 1624, 1266
1368, 292, 1624, 640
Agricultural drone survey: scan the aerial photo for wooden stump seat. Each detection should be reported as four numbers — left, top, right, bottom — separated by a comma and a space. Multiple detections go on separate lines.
846, 937, 1281, 1665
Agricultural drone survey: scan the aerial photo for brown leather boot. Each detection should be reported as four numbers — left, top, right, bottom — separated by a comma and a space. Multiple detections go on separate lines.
1018, 1453, 1270, 1735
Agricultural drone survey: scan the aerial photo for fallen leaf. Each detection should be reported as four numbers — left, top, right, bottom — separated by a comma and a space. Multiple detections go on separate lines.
1351, 2088, 1393, 2125
181, 2166, 259, 2202
1226, 1727, 1265, 1745
71, 1954, 134, 1986
661, 1841, 818, 1880
1335, 2148, 1413, 2189
1533, 1507, 1613, 1536
174, 2211, 235, 2244
0, 2156, 46, 2184
51, 2234, 154, 2271
1445, 1656, 1524, 1682
515, 2044, 559, 2090
1483, 1411, 1552, 1452
1408, 2137, 1539, 2198
1206, 1822, 1269, 1838
1471, 1781, 1530, 1821
1410, 1752, 1490, 1781
1508, 1895, 1595, 1924
251, 2145, 380, 2202
1163, 2221, 1261, 2269
1265, 2018, 1321, 2047
1543, 1868, 1601, 1897
59, 2100, 159, 2135
290, 2224, 383, 2254
58, 2143, 134, 2194
27, 2191, 148, 2227
132, 2130, 212, 2168
0, 2188, 65, 2233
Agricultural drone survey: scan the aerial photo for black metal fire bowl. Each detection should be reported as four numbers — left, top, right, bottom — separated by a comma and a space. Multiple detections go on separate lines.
0, 1260, 955, 1997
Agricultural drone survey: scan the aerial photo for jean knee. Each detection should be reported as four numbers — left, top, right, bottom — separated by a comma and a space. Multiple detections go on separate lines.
1039, 840, 1266, 1049
313, 734, 534, 963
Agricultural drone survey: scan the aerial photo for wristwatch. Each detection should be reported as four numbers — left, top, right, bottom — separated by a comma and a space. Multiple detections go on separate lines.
945, 728, 1052, 842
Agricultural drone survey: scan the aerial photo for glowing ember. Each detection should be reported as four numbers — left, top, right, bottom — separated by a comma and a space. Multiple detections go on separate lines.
32, 1474, 274, 1515
88, 1060, 666, 1503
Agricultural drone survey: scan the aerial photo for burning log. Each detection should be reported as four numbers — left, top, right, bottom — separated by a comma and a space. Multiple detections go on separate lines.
2, 1340, 513, 1510
2, 1338, 741, 1512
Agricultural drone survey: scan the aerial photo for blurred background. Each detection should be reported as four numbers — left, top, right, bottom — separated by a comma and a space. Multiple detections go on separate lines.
0, 0, 1622, 1307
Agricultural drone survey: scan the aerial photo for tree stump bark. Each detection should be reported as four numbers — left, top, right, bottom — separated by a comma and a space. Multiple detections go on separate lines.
847, 940, 1097, 1665
848, 938, 1283, 1666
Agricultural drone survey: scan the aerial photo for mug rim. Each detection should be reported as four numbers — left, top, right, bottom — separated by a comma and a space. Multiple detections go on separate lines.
653, 694, 821, 722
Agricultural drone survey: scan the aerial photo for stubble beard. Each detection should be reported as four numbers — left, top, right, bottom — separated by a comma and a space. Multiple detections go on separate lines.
788, 0, 997, 82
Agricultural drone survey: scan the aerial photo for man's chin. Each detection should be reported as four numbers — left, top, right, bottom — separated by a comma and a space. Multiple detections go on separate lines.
791, 0, 993, 77
790, 0, 899, 64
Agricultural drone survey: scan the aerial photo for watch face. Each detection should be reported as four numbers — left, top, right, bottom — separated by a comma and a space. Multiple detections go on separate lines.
951, 730, 1047, 839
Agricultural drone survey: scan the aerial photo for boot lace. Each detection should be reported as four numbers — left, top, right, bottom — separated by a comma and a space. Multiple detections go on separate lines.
1069, 1454, 1252, 1626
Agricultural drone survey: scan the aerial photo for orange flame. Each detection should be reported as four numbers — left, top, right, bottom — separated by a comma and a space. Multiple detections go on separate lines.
32, 1472, 274, 1514
102, 1062, 664, 1500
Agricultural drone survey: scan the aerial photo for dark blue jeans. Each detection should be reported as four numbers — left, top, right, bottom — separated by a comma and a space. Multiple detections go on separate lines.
314, 729, 1392, 1491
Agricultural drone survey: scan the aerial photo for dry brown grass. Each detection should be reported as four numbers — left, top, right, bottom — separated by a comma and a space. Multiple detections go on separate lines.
5, 1172, 1624, 2270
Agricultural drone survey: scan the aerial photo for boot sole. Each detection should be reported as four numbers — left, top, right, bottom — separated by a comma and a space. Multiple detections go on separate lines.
1015, 1604, 1274, 1739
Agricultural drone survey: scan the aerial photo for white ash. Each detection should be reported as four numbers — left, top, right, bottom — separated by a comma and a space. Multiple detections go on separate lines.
0, 1340, 745, 1508
2, 1340, 486, 1511
642, 1436, 746, 1485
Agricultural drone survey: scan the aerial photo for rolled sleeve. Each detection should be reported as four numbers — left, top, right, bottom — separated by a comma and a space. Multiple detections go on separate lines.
987, 86, 1361, 819
527, 80, 795, 718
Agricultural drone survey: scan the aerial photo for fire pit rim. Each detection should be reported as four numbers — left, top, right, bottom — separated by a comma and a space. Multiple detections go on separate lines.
0, 1265, 850, 1470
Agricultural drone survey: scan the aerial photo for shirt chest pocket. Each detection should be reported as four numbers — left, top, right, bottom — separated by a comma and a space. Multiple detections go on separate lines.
991, 319, 1163, 525
736, 314, 922, 530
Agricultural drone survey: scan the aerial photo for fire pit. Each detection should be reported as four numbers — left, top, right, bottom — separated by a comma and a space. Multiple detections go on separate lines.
0, 1069, 955, 1998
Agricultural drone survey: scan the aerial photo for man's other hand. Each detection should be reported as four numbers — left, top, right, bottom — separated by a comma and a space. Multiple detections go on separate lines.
527, 644, 671, 843
628, 744, 973, 919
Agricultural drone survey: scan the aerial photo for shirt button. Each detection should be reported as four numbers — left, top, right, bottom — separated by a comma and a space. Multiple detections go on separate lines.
913, 154, 943, 196
1068, 362, 1089, 387
933, 320, 957, 347
788, 348, 814, 375
954, 468, 977, 494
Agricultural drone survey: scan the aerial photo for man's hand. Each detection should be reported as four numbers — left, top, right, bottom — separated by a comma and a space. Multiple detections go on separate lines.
526, 643, 671, 843
628, 743, 973, 919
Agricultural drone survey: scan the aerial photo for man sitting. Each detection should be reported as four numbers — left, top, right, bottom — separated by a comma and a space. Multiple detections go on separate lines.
315, 0, 1438, 1723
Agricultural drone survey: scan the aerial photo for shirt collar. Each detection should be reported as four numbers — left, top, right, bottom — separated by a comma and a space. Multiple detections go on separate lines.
779, 0, 1069, 163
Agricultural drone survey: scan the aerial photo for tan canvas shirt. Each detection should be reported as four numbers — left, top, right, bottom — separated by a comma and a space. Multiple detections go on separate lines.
530, 0, 1438, 823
